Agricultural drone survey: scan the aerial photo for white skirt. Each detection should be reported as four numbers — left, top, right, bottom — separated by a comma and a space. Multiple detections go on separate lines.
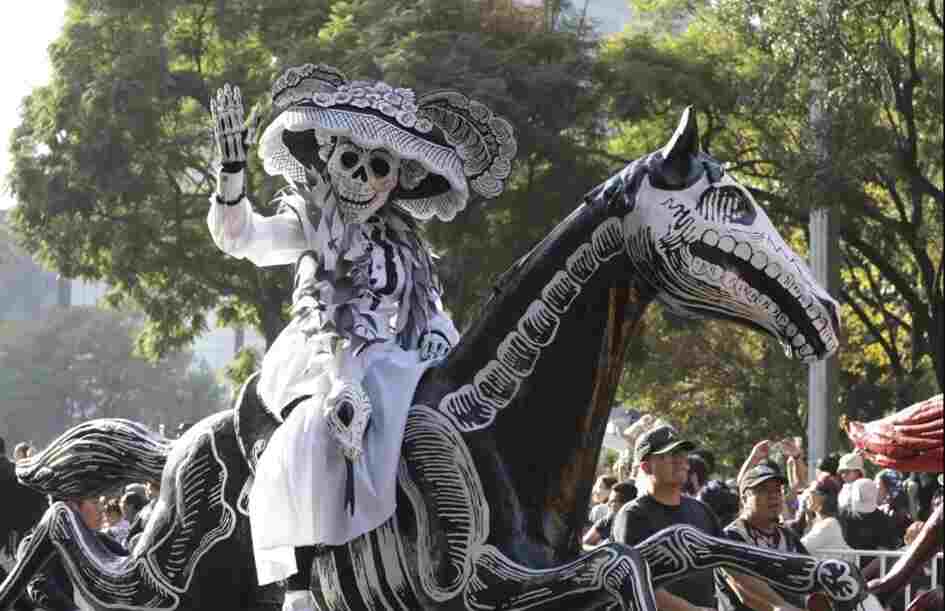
249, 323, 433, 585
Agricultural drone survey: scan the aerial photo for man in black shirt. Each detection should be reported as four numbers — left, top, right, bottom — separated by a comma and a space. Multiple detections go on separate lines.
612, 425, 721, 611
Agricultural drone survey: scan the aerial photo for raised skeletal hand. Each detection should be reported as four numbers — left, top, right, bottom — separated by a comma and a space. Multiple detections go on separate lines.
210, 83, 259, 168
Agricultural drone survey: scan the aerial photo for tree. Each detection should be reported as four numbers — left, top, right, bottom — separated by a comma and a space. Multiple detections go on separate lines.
600, 0, 943, 435
0, 306, 226, 447
6, 0, 608, 354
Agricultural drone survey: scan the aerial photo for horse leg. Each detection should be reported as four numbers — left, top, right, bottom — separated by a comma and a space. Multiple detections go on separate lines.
464, 544, 657, 611
635, 525, 865, 610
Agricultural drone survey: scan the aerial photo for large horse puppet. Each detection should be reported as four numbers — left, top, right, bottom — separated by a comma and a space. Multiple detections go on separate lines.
1, 110, 863, 611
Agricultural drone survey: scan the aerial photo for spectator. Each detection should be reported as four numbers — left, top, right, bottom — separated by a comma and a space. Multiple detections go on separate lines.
101, 498, 130, 545
684, 454, 709, 497
838, 452, 865, 483
126, 479, 161, 547
121, 490, 148, 527
589, 475, 619, 524
801, 480, 856, 564
840, 478, 899, 567
27, 496, 128, 610
837, 452, 866, 509
613, 425, 722, 611
124, 482, 147, 499
583, 481, 637, 547
875, 469, 902, 507
13, 442, 33, 464
717, 464, 808, 611
815, 453, 844, 490
698, 480, 740, 528
691, 449, 716, 478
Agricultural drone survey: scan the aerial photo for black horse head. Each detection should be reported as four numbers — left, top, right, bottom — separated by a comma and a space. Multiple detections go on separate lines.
617, 108, 840, 361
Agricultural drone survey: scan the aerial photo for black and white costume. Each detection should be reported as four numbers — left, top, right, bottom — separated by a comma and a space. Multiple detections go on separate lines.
207, 64, 515, 586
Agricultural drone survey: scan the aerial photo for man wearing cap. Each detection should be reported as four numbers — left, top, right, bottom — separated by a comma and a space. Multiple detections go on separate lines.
716, 464, 809, 611
612, 426, 722, 611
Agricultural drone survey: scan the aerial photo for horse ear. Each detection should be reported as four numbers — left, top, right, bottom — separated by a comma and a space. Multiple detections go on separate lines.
657, 107, 700, 187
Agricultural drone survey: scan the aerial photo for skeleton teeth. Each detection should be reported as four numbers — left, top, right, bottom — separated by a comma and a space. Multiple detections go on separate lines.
721, 271, 738, 289
777, 313, 789, 328
734, 243, 752, 261
786, 323, 798, 337
717, 236, 736, 253
746, 288, 760, 303
813, 318, 826, 331
799, 345, 814, 356
764, 262, 781, 278
703, 230, 720, 247
789, 283, 802, 297
806, 305, 819, 317
691, 257, 709, 274
792, 334, 806, 347
799, 294, 812, 308
750, 252, 768, 270
708, 264, 723, 280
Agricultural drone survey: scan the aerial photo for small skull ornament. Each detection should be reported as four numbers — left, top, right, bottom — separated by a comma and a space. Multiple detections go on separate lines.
324, 382, 373, 462
327, 138, 401, 223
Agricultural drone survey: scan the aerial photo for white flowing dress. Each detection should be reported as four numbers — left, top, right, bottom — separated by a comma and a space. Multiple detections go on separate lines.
207, 188, 458, 585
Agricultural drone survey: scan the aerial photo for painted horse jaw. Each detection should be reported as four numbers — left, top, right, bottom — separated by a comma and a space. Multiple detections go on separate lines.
623, 171, 840, 362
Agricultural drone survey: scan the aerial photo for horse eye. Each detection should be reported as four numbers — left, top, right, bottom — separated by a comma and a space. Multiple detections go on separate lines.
370, 157, 391, 178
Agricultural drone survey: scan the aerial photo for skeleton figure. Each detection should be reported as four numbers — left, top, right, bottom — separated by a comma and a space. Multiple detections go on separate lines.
207, 65, 515, 611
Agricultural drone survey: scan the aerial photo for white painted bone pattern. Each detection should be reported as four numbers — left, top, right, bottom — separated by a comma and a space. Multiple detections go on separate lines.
439, 218, 625, 432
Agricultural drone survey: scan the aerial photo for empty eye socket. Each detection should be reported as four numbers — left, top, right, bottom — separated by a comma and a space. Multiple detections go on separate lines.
370, 157, 391, 178
340, 151, 360, 169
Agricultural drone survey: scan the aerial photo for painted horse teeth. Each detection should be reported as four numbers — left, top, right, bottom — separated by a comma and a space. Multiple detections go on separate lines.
717, 236, 736, 253
734, 242, 752, 260
702, 229, 720, 246
750, 252, 768, 270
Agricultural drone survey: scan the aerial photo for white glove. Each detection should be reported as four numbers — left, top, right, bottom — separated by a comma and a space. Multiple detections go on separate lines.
210, 83, 259, 204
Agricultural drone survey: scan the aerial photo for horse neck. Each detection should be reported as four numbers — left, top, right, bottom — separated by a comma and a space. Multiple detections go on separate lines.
429, 198, 655, 557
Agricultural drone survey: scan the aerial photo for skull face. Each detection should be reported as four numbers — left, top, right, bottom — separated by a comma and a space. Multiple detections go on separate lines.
623, 169, 841, 363
326, 138, 401, 223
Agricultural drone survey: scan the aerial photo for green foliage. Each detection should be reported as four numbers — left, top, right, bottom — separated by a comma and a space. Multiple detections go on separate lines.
0, 306, 226, 447
3, 0, 942, 471
224, 346, 261, 393
606, 0, 943, 450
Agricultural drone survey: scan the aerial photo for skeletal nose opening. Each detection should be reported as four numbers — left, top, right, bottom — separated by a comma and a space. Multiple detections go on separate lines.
338, 402, 354, 427
818, 297, 841, 334
353, 166, 368, 181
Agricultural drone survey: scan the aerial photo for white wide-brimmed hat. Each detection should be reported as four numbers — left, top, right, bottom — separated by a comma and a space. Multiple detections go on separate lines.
838, 451, 864, 473
258, 63, 517, 222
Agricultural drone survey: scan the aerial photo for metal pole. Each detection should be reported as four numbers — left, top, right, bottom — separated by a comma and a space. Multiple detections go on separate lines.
806, 6, 840, 477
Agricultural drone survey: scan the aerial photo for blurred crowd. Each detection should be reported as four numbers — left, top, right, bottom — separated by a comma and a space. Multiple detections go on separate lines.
583, 416, 943, 611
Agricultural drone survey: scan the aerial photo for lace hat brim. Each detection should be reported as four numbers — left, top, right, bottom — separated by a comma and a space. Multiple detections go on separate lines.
259, 106, 468, 221
258, 64, 517, 223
